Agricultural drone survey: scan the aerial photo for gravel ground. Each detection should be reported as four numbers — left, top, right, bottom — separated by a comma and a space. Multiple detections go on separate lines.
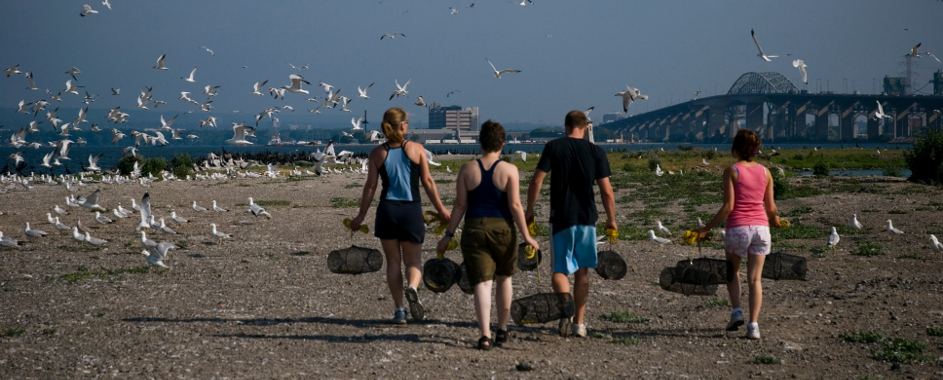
1, 171, 943, 379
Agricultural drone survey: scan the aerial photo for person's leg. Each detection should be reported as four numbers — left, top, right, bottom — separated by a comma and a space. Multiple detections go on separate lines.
746, 253, 766, 323
494, 275, 512, 331
573, 268, 589, 324
399, 241, 423, 289
474, 280, 494, 339
380, 239, 404, 308
725, 252, 742, 308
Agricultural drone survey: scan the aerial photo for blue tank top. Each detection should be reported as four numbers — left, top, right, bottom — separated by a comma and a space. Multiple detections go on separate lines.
379, 142, 421, 202
467, 159, 513, 219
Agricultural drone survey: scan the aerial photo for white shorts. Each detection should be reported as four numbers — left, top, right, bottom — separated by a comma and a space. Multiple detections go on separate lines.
724, 226, 771, 258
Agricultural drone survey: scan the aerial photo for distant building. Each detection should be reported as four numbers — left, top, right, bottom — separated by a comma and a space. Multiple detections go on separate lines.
428, 103, 479, 141
601, 113, 625, 124
934, 70, 943, 96
884, 76, 906, 96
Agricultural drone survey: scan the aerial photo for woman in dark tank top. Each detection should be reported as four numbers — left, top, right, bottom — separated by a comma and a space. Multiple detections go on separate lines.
436, 120, 538, 350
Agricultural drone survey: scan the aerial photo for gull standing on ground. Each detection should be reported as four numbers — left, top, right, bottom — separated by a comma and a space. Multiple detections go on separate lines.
170, 211, 188, 224
25, 222, 48, 239
248, 197, 272, 218
192, 201, 207, 212
357, 82, 374, 98
792, 59, 808, 84
886, 219, 904, 234
117, 203, 134, 215
112, 208, 128, 219
140, 231, 157, 248
826, 227, 840, 250
616, 84, 648, 112
210, 223, 231, 245
182, 67, 197, 83
702, 158, 710, 166
282, 74, 310, 94
80, 4, 98, 16
212, 200, 227, 212
84, 231, 107, 246
0, 232, 20, 248
158, 218, 176, 234
486, 58, 521, 79
648, 230, 672, 247
851, 214, 864, 230
54, 205, 69, 215
655, 164, 664, 176
751, 29, 780, 61
656, 221, 672, 235
53, 217, 71, 233
71, 227, 86, 244
95, 211, 114, 226
389, 78, 411, 100
929, 235, 943, 252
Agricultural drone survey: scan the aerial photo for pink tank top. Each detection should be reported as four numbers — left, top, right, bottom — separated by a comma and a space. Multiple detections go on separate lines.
726, 162, 769, 228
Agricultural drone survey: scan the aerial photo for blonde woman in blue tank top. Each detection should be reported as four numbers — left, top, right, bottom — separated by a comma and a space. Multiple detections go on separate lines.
351, 108, 451, 324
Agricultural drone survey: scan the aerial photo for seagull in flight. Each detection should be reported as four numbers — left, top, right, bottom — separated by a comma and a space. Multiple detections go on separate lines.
616, 84, 648, 112
80, 4, 98, 16
282, 74, 310, 94
415, 96, 427, 107
874, 101, 893, 120
750, 29, 779, 61
381, 33, 405, 40
182, 67, 197, 83
389, 78, 411, 100
111, 88, 120, 95
225, 123, 254, 146
251, 80, 268, 96
792, 59, 808, 84
926, 52, 941, 63
5, 64, 21, 77
65, 67, 81, 81
25, 72, 38, 90
199, 46, 214, 55
153, 54, 168, 70
450, 7, 458, 14
486, 58, 521, 78
909, 43, 922, 58
357, 83, 374, 98
102, 0, 111, 10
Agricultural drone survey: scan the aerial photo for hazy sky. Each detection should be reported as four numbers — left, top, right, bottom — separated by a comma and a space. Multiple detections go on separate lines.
2, 1, 941, 128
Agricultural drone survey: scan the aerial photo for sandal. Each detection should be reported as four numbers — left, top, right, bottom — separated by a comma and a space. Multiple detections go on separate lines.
494, 329, 509, 347
477, 336, 493, 351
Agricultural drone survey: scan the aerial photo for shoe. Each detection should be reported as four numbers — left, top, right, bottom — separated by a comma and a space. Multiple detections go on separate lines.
558, 317, 572, 337
477, 336, 493, 351
725, 310, 744, 331
572, 323, 587, 338
746, 324, 761, 340
494, 329, 509, 347
404, 286, 424, 322
391, 309, 407, 325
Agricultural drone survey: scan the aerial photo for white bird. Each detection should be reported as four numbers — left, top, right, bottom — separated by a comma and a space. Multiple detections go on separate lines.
199, 46, 214, 56
926, 52, 942, 64
425, 149, 441, 166
117, 203, 134, 215
874, 101, 893, 120
702, 158, 710, 166
697, 217, 706, 228
929, 235, 943, 253
508, 151, 527, 162
357, 83, 374, 98
389, 78, 411, 100
153, 54, 168, 70
792, 59, 808, 85
648, 230, 672, 246
212, 200, 227, 212
95, 211, 114, 225
25, 72, 38, 90
414, 96, 427, 107
80, 4, 98, 16
5, 64, 21, 77
204, 85, 220, 97
0, 232, 20, 248
71, 227, 86, 244
136, 192, 152, 231
656, 221, 672, 235
192, 201, 207, 212
909, 42, 922, 58
84, 231, 107, 246
158, 218, 176, 234
182, 67, 197, 83
65, 67, 81, 81
170, 211, 188, 224
143, 242, 177, 268
53, 205, 69, 216
886, 220, 904, 235
351, 114, 365, 130
225, 123, 254, 146
140, 231, 157, 249
851, 214, 864, 230
450, 6, 458, 14
63, 80, 82, 95
826, 227, 840, 249
486, 58, 521, 79
248, 197, 272, 218
750, 29, 779, 62
78, 189, 106, 211
616, 84, 648, 112
24, 222, 48, 239
102, 0, 111, 10
251, 80, 268, 96
210, 223, 232, 245
282, 74, 310, 94
112, 208, 128, 219
85, 153, 103, 172
380, 33, 404, 40
655, 164, 664, 176
53, 217, 71, 233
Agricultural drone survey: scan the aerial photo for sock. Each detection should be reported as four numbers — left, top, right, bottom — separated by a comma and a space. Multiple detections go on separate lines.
732, 308, 742, 314
396, 307, 406, 312
747, 322, 758, 329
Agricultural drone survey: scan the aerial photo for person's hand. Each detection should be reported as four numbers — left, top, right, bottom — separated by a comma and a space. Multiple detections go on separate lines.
524, 236, 539, 253
350, 215, 364, 232
605, 218, 617, 232
525, 211, 534, 225
436, 236, 451, 254
770, 215, 782, 228
694, 226, 711, 239
437, 209, 451, 225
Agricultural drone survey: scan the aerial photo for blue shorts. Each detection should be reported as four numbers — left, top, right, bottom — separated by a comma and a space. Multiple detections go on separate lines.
550, 224, 598, 275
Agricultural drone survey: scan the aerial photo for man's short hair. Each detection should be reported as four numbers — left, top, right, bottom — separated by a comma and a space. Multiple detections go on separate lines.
479, 120, 505, 153
565, 110, 588, 128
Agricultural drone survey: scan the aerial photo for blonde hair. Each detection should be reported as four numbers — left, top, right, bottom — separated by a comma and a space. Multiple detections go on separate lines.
381, 107, 407, 144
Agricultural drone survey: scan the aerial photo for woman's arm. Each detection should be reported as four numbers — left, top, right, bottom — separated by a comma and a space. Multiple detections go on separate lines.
764, 168, 782, 228
697, 166, 735, 235
415, 144, 451, 224
505, 165, 539, 251
350, 148, 381, 231
436, 162, 470, 253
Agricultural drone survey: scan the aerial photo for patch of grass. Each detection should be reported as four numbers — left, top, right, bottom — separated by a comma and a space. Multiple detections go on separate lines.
237, 183, 251, 187
773, 242, 812, 249
59, 266, 151, 283
176, 240, 189, 249
774, 223, 822, 240
835, 225, 869, 235
871, 338, 930, 363
752, 354, 782, 364
840, 332, 886, 343
861, 209, 879, 213
260, 253, 281, 261
853, 241, 885, 257
3, 328, 26, 336
782, 206, 813, 218
434, 179, 454, 184
897, 253, 920, 260
887, 209, 908, 215
255, 200, 290, 207
95, 311, 105, 318
600, 311, 650, 323
40, 328, 56, 335
926, 327, 943, 336
330, 197, 360, 208
611, 337, 642, 345
707, 298, 730, 306
344, 183, 363, 189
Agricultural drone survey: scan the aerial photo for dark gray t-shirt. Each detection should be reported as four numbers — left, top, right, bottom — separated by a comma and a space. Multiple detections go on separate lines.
535, 137, 611, 234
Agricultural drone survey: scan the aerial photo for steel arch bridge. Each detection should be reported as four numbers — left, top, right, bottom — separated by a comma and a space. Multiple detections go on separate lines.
727, 72, 800, 95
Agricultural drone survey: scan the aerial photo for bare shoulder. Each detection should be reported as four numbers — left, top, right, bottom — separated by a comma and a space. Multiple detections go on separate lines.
496, 160, 519, 176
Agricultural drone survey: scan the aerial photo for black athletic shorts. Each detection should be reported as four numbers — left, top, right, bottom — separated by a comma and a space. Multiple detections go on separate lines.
374, 200, 425, 243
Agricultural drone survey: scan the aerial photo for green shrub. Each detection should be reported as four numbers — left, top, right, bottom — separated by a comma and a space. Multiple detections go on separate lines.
854, 241, 885, 256
871, 338, 930, 363
904, 129, 943, 185
117, 154, 143, 176
882, 167, 903, 177
170, 153, 194, 179
839, 331, 886, 343
647, 156, 661, 171
703, 150, 717, 160
142, 157, 167, 177
812, 161, 830, 176
3, 328, 25, 336
752, 354, 782, 364
926, 327, 943, 336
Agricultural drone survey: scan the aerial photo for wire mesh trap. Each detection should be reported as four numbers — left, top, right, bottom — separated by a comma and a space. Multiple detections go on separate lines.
327, 245, 383, 275
510, 292, 575, 325
517, 243, 542, 272
762, 252, 807, 281
658, 258, 724, 296
456, 262, 474, 295
595, 250, 627, 280
422, 257, 461, 293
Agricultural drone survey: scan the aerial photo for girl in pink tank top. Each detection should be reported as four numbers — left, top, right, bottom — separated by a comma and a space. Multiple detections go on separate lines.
695, 129, 783, 340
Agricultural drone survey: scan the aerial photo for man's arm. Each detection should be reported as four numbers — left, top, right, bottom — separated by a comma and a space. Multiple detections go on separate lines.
524, 169, 547, 222
597, 177, 616, 231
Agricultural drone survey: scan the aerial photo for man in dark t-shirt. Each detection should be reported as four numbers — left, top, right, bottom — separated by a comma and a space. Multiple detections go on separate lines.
525, 110, 617, 338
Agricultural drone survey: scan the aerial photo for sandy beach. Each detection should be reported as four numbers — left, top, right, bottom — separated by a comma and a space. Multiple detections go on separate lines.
1, 167, 942, 379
